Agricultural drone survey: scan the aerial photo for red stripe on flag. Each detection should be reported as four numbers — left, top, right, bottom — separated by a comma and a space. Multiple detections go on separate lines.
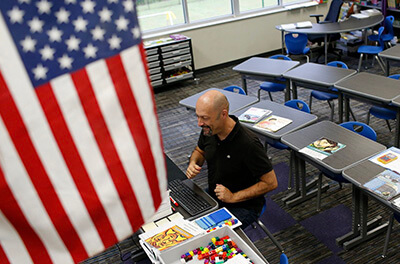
0, 243, 11, 264
0, 163, 52, 263
35, 83, 118, 247
70, 68, 144, 230
106, 54, 162, 208
0, 72, 88, 263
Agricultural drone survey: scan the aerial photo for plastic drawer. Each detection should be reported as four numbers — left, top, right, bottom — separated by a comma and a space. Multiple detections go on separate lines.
147, 54, 159, 62
148, 67, 161, 75
151, 79, 163, 87
163, 54, 192, 65
149, 73, 162, 81
160, 41, 189, 53
147, 60, 160, 68
162, 48, 190, 59
163, 60, 192, 72
165, 72, 193, 84
145, 48, 158, 56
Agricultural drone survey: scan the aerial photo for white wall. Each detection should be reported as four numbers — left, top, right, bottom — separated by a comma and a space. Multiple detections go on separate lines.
146, 4, 329, 70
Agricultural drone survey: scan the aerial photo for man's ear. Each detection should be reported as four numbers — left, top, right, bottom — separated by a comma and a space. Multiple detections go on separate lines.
221, 109, 229, 119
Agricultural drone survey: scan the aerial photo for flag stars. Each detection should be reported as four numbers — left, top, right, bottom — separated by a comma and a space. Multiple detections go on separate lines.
28, 17, 44, 33
115, 16, 129, 31
47, 26, 63, 42
123, 0, 134, 12
81, 0, 96, 14
83, 43, 98, 58
32, 64, 48, 80
39, 45, 55, 60
98, 7, 112, 23
20, 36, 37, 52
73, 16, 88, 32
36, 0, 52, 15
91, 26, 106, 41
58, 54, 73, 69
132, 26, 141, 39
108, 35, 122, 50
8, 6, 25, 24
65, 35, 81, 51
55, 7, 70, 24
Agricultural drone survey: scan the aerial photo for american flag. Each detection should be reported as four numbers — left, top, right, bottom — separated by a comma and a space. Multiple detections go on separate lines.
0, 0, 167, 263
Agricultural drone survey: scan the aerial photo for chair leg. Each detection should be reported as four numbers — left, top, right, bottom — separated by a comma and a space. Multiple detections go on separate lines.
257, 219, 284, 253
382, 213, 395, 258
268, 91, 274, 101
317, 172, 323, 212
349, 106, 357, 121
257, 89, 262, 100
357, 54, 364, 72
386, 120, 392, 132
375, 55, 387, 75
309, 94, 313, 112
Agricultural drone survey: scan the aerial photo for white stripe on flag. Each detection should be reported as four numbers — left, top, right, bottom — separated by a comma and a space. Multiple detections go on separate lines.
51, 73, 131, 241
86, 59, 156, 221
121, 47, 167, 200
0, 117, 73, 264
0, 211, 33, 264
0, 13, 100, 256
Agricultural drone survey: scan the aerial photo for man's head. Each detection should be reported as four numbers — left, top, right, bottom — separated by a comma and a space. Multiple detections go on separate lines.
195, 90, 230, 136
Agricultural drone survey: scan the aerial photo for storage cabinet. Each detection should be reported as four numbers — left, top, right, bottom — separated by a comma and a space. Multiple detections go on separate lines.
144, 36, 195, 89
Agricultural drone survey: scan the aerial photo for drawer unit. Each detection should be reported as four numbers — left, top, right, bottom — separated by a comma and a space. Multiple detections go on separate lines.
144, 36, 195, 89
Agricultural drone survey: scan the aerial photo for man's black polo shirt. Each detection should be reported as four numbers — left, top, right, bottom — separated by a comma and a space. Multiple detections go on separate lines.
198, 115, 273, 213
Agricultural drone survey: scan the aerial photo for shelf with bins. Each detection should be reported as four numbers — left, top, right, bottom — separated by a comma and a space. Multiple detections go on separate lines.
144, 36, 195, 89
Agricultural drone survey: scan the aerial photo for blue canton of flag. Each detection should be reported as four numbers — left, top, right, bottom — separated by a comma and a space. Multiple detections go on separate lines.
1, 0, 142, 87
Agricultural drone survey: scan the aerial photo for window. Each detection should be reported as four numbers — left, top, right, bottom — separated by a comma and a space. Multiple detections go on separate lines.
137, 0, 310, 34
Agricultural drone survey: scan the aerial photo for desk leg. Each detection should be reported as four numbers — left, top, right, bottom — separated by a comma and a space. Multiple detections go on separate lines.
324, 34, 328, 65
291, 81, 297, 100
281, 31, 285, 54
338, 93, 343, 123
385, 59, 390, 77
345, 96, 350, 122
241, 76, 247, 95
395, 109, 400, 147
337, 186, 388, 250
285, 79, 292, 102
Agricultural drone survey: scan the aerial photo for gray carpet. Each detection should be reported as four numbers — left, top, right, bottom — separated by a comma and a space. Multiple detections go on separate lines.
82, 52, 400, 263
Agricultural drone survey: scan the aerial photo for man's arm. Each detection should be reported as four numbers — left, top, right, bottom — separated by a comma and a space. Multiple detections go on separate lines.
186, 146, 206, 179
214, 170, 277, 203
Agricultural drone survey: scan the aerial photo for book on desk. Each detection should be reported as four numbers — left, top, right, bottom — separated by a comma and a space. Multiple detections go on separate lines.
253, 115, 292, 132
280, 21, 312, 30
238, 107, 272, 124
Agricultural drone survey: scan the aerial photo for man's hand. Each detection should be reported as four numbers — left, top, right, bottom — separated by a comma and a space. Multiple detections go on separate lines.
186, 162, 201, 179
214, 184, 235, 203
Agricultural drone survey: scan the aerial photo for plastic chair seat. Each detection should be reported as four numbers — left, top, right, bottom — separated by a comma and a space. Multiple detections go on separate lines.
357, 45, 383, 54
311, 90, 338, 101
370, 106, 397, 120
260, 81, 286, 92
269, 141, 289, 150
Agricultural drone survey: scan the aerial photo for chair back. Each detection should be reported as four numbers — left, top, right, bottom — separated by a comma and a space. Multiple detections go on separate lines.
339, 121, 377, 141
285, 33, 309, 55
284, 99, 311, 113
280, 253, 289, 264
223, 85, 246, 95
377, 26, 385, 49
269, 54, 292, 61
388, 74, 400, 80
324, 0, 343, 22
327, 61, 348, 69
385, 16, 395, 39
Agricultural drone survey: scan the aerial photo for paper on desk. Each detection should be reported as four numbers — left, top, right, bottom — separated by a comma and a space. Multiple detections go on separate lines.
369, 147, 400, 174
351, 13, 369, 19
281, 23, 296, 30
296, 21, 312, 28
299, 146, 329, 160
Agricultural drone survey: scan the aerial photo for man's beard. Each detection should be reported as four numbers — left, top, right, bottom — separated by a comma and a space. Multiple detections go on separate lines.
201, 125, 213, 137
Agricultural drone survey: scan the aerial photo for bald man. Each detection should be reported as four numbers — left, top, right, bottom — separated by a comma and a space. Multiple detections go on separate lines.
186, 90, 277, 228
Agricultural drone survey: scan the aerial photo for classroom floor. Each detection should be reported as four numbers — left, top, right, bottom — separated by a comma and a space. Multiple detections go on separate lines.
82, 51, 400, 264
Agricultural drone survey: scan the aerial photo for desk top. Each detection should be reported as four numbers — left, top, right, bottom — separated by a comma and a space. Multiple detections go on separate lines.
379, 45, 400, 60
233, 100, 318, 140
391, 95, 400, 107
334, 72, 400, 104
283, 63, 357, 87
179, 88, 259, 114
276, 15, 383, 34
281, 121, 386, 174
232, 57, 300, 77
